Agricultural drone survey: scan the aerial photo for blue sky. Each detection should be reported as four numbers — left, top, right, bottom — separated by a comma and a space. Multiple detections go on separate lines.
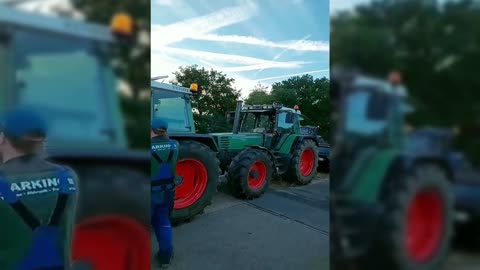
151, 0, 329, 96
330, 0, 371, 13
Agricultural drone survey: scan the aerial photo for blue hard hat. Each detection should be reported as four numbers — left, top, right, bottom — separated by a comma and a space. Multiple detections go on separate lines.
152, 118, 168, 130
0, 108, 47, 139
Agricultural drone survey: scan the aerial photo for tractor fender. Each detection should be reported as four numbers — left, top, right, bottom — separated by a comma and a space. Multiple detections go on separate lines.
247, 145, 277, 167
169, 134, 219, 152
294, 135, 322, 146
377, 154, 455, 201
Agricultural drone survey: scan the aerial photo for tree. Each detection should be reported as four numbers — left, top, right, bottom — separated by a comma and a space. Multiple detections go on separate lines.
173, 65, 241, 116
245, 83, 274, 105
73, 0, 150, 100
173, 65, 241, 133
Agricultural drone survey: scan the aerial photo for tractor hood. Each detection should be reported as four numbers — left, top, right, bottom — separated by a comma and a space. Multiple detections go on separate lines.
210, 133, 264, 151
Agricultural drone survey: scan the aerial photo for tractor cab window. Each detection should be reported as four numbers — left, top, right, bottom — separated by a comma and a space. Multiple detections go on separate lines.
255, 114, 272, 133
13, 30, 116, 144
154, 91, 191, 132
344, 90, 387, 136
277, 112, 294, 132
240, 113, 272, 133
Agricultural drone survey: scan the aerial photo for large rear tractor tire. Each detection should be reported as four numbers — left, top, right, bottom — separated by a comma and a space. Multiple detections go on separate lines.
366, 164, 453, 270
172, 141, 219, 224
227, 149, 273, 199
287, 140, 319, 185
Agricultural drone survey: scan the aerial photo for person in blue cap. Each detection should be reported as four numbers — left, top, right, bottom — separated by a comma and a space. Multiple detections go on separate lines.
0, 108, 77, 269
151, 118, 181, 268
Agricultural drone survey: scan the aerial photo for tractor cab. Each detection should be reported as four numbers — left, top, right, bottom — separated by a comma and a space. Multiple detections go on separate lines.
219, 101, 305, 151
0, 6, 135, 155
151, 81, 198, 134
331, 70, 409, 191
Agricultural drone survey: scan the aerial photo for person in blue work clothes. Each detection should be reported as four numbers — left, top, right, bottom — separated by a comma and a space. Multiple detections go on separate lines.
151, 118, 181, 268
0, 108, 77, 270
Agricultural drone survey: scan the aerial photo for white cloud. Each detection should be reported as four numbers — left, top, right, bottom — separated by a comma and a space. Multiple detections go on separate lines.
151, 3, 258, 47
17, 0, 84, 19
221, 62, 305, 73
154, 47, 308, 67
194, 34, 329, 52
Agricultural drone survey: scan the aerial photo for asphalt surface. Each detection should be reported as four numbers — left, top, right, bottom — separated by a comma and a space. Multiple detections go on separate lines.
445, 234, 480, 270
153, 176, 330, 270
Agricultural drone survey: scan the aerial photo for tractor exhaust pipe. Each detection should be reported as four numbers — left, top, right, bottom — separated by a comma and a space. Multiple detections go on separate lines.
233, 100, 243, 134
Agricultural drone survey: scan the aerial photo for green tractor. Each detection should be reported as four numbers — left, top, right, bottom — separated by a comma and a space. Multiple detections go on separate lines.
212, 101, 321, 198
151, 81, 219, 223
330, 68, 454, 270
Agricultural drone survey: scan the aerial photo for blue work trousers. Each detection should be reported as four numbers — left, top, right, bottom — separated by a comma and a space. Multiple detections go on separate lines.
151, 186, 175, 262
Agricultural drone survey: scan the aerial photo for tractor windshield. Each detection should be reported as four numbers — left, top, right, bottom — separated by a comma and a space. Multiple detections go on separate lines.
11, 30, 117, 144
153, 90, 193, 132
240, 112, 273, 133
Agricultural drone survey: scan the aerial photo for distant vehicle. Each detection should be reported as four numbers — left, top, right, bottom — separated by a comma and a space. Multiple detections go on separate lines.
300, 126, 329, 173
317, 135, 330, 173
449, 152, 480, 231
407, 128, 480, 230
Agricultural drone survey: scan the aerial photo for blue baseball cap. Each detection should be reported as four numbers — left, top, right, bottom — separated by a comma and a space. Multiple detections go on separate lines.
151, 118, 168, 130
0, 108, 47, 140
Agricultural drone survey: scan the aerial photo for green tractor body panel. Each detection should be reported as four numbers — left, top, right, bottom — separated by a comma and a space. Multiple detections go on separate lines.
210, 133, 264, 151
348, 148, 399, 202
0, 6, 148, 170
276, 134, 299, 154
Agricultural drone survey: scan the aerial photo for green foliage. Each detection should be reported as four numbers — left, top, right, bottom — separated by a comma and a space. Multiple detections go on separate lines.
245, 83, 274, 105
173, 65, 241, 116
194, 114, 232, 134
172, 65, 241, 133
332, 0, 480, 162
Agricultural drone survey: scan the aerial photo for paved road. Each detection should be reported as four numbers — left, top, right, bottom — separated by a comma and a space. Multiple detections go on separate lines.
153, 177, 330, 270
445, 235, 480, 270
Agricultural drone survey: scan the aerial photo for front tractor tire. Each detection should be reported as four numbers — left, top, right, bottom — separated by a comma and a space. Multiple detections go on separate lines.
287, 140, 319, 185
172, 141, 219, 224
227, 149, 274, 199
367, 165, 453, 270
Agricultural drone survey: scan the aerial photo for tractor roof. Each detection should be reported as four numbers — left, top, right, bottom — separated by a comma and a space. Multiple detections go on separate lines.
151, 81, 192, 94
241, 104, 301, 114
0, 6, 114, 42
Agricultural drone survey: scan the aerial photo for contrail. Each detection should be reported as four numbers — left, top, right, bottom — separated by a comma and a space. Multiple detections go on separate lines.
255, 69, 329, 82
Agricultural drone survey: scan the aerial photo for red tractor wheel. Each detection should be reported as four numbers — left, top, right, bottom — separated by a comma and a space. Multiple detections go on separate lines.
171, 141, 219, 224
286, 140, 319, 185
406, 190, 445, 262
367, 164, 453, 270
227, 149, 273, 199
